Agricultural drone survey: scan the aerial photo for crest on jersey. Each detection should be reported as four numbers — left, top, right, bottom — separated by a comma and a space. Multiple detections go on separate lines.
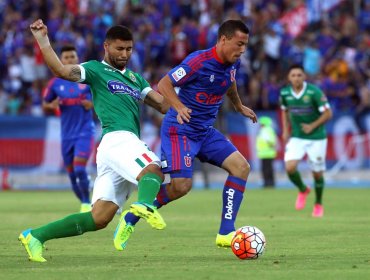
172, 67, 186, 82
303, 95, 311, 103
107, 80, 140, 100
230, 69, 236, 82
184, 156, 192, 167
210, 74, 215, 83
129, 72, 137, 82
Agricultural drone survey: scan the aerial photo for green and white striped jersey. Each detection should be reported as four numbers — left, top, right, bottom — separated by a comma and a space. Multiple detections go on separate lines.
280, 82, 330, 140
78, 60, 152, 137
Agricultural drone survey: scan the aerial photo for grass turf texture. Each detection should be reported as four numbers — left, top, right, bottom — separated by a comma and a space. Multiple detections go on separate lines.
1, 188, 370, 280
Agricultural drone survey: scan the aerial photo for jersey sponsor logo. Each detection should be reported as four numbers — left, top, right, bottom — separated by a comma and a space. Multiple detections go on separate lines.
230, 69, 236, 82
210, 74, 215, 83
171, 67, 186, 82
195, 92, 223, 105
184, 155, 192, 167
107, 80, 140, 100
290, 106, 314, 115
104, 67, 115, 72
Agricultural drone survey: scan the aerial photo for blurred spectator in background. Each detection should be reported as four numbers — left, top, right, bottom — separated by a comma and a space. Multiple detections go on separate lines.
256, 116, 277, 188
0, 0, 368, 132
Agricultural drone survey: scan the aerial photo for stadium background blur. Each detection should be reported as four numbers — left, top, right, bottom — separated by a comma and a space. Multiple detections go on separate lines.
0, 0, 369, 190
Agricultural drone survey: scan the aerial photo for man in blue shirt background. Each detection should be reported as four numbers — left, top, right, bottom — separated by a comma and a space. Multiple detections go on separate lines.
43, 45, 95, 213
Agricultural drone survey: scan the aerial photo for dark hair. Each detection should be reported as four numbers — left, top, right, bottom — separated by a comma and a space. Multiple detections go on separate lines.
105, 25, 133, 41
60, 45, 76, 54
287, 64, 305, 74
217, 20, 249, 40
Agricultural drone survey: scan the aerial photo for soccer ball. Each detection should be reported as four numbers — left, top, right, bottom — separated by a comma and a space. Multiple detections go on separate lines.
231, 226, 266, 260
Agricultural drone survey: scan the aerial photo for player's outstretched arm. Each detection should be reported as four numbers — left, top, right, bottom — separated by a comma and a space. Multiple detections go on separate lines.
158, 75, 191, 124
144, 90, 170, 114
226, 82, 257, 123
30, 19, 81, 82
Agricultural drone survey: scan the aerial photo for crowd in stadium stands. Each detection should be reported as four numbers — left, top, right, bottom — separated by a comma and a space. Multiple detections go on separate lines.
1, 0, 370, 131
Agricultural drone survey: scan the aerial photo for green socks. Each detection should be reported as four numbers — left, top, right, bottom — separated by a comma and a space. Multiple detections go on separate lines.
138, 173, 162, 205
31, 212, 97, 244
288, 170, 307, 192
314, 176, 324, 204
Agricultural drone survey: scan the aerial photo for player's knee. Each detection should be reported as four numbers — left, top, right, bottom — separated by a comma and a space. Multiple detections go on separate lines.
92, 213, 113, 230
94, 219, 110, 230
171, 178, 192, 198
285, 163, 296, 174
230, 160, 250, 179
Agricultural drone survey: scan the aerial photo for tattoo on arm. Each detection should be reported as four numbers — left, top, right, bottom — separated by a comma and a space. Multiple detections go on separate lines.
68, 66, 81, 81
227, 88, 240, 106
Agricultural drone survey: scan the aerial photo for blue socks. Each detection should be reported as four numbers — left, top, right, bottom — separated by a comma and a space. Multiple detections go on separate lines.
74, 165, 90, 204
218, 175, 246, 235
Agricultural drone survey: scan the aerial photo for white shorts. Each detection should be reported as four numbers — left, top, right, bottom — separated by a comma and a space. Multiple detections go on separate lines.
91, 131, 161, 212
284, 137, 327, 172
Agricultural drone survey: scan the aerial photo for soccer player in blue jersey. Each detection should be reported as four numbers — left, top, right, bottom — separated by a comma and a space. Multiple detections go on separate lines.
119, 19, 257, 249
42, 45, 95, 213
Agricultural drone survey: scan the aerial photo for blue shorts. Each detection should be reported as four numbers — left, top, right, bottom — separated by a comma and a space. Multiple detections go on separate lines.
160, 121, 237, 178
61, 136, 94, 166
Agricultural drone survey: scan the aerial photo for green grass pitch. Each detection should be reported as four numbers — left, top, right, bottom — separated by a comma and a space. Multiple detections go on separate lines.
1, 188, 370, 279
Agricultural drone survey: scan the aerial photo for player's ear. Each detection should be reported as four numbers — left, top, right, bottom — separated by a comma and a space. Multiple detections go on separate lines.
103, 41, 109, 51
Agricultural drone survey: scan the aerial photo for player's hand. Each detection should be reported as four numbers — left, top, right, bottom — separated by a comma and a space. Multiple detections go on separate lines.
81, 99, 93, 110
30, 19, 48, 39
176, 107, 192, 124
238, 105, 257, 123
301, 123, 315, 134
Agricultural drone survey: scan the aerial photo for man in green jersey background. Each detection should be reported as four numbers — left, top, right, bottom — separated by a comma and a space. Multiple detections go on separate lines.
280, 64, 332, 218
18, 19, 169, 262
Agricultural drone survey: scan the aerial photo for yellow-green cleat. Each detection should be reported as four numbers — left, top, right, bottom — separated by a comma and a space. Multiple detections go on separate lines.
216, 231, 236, 248
18, 229, 46, 262
129, 202, 166, 230
113, 210, 135, 251
80, 203, 92, 213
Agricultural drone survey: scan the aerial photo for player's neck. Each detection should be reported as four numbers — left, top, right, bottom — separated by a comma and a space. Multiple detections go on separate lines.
292, 84, 304, 94
214, 45, 227, 64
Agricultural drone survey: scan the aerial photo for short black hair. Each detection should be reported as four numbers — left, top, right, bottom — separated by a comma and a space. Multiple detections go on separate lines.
60, 45, 76, 54
288, 64, 305, 73
105, 25, 133, 41
218, 20, 249, 40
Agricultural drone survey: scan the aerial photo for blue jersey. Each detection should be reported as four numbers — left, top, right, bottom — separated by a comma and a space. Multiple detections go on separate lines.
43, 78, 95, 140
166, 46, 240, 131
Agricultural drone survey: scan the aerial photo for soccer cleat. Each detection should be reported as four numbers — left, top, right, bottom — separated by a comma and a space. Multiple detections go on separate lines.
18, 229, 46, 262
312, 203, 324, 217
216, 231, 236, 248
129, 202, 166, 230
113, 210, 135, 251
80, 203, 92, 213
295, 186, 311, 210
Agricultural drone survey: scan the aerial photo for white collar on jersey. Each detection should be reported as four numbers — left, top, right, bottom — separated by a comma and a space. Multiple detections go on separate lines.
290, 81, 307, 99
101, 60, 126, 75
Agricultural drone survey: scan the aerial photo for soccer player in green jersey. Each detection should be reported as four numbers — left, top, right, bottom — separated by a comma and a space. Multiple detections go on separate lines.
280, 64, 332, 217
18, 19, 169, 262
